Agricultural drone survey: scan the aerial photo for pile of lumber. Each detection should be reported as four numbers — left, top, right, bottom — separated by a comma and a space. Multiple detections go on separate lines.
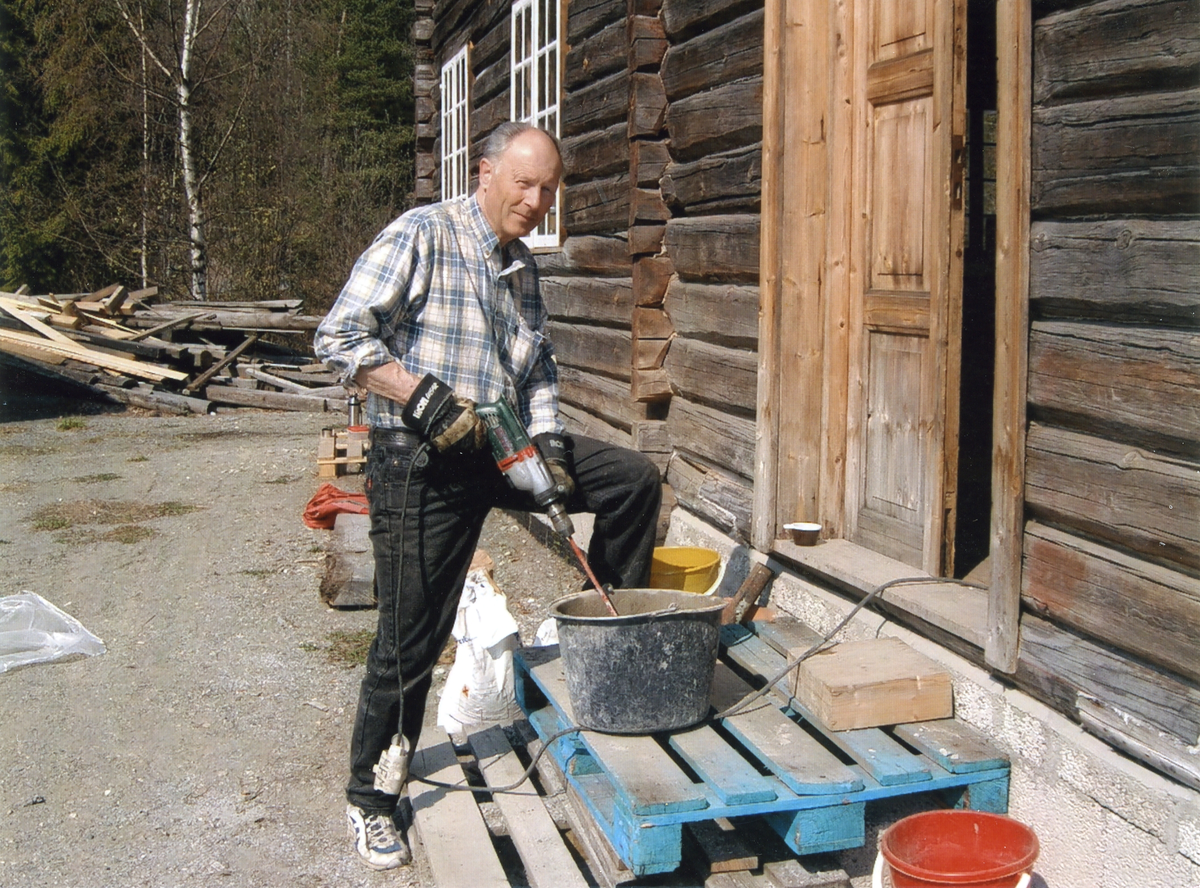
0, 284, 348, 416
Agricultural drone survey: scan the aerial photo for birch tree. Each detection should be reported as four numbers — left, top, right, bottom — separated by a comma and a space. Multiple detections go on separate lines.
116, 0, 246, 300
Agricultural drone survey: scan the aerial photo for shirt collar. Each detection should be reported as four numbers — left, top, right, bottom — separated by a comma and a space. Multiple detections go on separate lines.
465, 194, 501, 259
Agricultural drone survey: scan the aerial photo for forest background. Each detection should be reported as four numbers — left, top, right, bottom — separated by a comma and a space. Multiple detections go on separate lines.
0, 0, 416, 311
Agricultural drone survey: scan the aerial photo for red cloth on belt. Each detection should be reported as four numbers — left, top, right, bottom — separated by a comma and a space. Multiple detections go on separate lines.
303, 483, 369, 529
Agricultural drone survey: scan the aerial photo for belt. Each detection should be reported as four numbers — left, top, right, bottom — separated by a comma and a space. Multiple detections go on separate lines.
369, 426, 422, 448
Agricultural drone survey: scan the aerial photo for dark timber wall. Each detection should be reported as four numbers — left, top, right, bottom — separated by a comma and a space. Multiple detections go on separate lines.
1016, 0, 1200, 748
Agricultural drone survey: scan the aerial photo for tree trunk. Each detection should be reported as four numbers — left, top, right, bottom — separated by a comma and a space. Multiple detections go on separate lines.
178, 0, 208, 301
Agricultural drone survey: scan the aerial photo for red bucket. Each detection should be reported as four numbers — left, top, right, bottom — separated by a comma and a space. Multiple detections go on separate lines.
879, 810, 1039, 888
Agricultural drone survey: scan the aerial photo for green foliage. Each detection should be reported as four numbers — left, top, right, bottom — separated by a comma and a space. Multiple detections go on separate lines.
0, 0, 417, 305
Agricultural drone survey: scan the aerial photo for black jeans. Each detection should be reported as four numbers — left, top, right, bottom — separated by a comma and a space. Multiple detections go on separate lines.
346, 430, 661, 814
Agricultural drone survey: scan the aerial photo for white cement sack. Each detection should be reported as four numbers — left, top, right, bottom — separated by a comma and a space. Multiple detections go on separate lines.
436, 568, 523, 733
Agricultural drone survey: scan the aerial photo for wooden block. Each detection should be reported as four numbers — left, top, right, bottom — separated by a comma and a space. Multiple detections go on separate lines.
793, 638, 953, 731
685, 818, 758, 874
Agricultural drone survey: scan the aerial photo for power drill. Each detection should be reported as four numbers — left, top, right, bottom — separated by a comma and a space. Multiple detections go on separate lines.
476, 399, 575, 538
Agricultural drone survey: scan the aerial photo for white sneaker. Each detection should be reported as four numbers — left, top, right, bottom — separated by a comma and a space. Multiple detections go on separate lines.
346, 804, 411, 870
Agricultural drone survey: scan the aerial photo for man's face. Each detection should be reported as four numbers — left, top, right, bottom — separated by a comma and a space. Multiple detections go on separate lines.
476, 130, 562, 245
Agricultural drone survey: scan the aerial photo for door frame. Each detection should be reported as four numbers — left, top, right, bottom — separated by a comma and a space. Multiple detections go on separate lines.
755, 0, 1031, 671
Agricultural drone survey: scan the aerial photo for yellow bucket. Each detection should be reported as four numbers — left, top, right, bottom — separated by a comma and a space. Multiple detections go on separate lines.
649, 547, 721, 594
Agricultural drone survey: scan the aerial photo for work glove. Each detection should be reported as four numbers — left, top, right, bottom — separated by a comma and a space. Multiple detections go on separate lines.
534, 432, 575, 501
401, 373, 487, 452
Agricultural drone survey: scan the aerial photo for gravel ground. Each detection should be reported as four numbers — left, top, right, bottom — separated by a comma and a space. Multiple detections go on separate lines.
0, 408, 584, 888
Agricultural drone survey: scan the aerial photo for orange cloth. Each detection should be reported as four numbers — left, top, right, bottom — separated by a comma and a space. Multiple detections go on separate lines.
303, 483, 369, 529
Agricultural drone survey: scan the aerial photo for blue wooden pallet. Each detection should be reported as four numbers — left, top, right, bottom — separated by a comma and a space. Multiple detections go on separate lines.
514, 621, 1010, 878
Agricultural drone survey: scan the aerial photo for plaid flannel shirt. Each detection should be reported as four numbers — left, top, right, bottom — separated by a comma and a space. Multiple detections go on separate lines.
314, 195, 563, 436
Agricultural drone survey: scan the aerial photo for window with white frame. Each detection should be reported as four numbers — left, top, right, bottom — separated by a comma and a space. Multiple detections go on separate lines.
441, 45, 470, 201
511, 0, 561, 249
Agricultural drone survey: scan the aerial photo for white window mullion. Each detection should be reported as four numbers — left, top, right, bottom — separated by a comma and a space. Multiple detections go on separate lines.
441, 45, 470, 201
511, 0, 560, 249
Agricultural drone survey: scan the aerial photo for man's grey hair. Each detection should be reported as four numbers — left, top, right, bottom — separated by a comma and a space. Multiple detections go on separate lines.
481, 121, 562, 165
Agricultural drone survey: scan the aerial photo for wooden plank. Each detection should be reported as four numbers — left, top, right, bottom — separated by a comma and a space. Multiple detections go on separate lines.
536, 235, 630, 276
562, 124, 629, 181
666, 454, 753, 541
565, 174, 632, 235
1015, 612, 1200, 746
664, 216, 760, 282
542, 276, 632, 326
527, 657, 709, 816
661, 144, 762, 215
1029, 219, 1200, 325
892, 719, 1010, 775
1025, 422, 1200, 572
989, 0, 1033, 673
1022, 521, 1200, 684
0, 328, 187, 382
1028, 320, 1199, 453
565, 18, 626, 90
664, 337, 758, 408
665, 396, 756, 479
1033, 0, 1200, 104
558, 365, 647, 430
666, 78, 763, 162
547, 321, 631, 378
0, 296, 77, 346
667, 724, 778, 805
468, 726, 590, 888
185, 333, 259, 393
661, 9, 765, 101
793, 638, 953, 731
665, 279, 761, 349
709, 663, 862, 796
1032, 88, 1200, 215
409, 731, 510, 888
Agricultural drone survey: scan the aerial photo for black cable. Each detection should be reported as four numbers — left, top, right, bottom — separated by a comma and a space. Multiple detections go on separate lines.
409, 723, 585, 794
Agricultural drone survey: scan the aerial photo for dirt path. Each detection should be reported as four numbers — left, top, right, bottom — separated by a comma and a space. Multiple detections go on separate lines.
0, 410, 581, 888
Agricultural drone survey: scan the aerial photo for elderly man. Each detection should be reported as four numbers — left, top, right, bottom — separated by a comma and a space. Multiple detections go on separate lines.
315, 121, 661, 870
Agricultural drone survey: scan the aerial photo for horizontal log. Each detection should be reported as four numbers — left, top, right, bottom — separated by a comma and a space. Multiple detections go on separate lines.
203, 385, 342, 413
541, 276, 632, 326
661, 8, 764, 101
666, 451, 753, 542
1023, 521, 1200, 684
471, 91, 511, 145
1016, 611, 1200, 747
631, 139, 672, 186
630, 73, 668, 138
470, 9, 509, 68
663, 336, 757, 412
1034, 0, 1200, 104
567, 0, 625, 43
664, 215, 760, 282
536, 235, 630, 276
94, 383, 212, 415
473, 51, 510, 105
666, 77, 763, 162
1028, 319, 1199, 454
558, 365, 647, 430
666, 396, 755, 478
562, 124, 629, 182
565, 173, 631, 235
1032, 88, 1200, 216
1025, 423, 1200, 572
661, 143, 762, 214
664, 279, 759, 348
563, 69, 629, 137
559, 402, 633, 448
1030, 219, 1200, 324
661, 0, 761, 41
431, 0, 506, 54
566, 17, 627, 90
547, 320, 631, 377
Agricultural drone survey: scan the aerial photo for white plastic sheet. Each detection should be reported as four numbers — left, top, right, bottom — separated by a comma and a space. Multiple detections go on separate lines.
436, 568, 523, 733
0, 592, 106, 675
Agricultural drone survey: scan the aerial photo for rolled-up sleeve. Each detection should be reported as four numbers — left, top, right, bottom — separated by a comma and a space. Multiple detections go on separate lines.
314, 218, 430, 385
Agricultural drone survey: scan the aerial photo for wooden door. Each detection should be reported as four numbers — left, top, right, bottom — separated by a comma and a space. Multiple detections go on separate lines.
842, 0, 967, 572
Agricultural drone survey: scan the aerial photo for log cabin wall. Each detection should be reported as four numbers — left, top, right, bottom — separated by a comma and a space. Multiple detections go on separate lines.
1015, 0, 1200, 749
